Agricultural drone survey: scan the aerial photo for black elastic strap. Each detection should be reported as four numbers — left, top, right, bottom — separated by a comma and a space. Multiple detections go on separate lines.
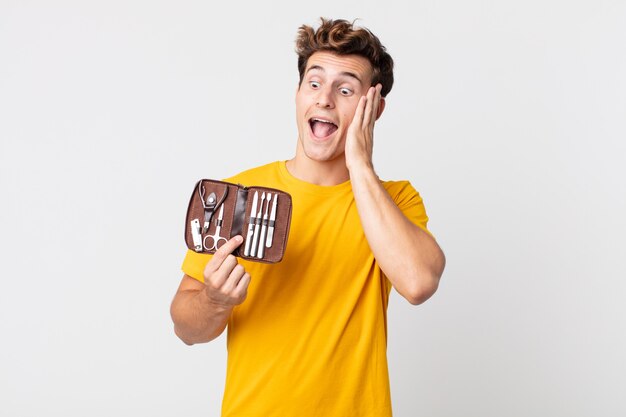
231, 188, 248, 237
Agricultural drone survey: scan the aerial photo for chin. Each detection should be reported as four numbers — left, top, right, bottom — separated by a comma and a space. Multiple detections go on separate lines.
302, 144, 344, 164
297, 126, 346, 163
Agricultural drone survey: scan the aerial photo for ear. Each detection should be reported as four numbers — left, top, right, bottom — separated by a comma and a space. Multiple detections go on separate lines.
375, 97, 386, 120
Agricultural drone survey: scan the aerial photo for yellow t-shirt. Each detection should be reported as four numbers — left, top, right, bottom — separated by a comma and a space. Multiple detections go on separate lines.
181, 161, 430, 417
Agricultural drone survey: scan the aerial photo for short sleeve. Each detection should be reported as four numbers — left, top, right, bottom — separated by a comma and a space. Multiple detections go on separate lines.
383, 180, 433, 238
181, 249, 213, 283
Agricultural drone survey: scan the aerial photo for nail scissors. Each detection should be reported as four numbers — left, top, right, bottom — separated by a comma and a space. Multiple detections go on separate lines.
203, 204, 228, 251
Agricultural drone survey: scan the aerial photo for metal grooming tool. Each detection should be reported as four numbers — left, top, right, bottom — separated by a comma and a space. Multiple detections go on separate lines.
199, 185, 218, 233
190, 219, 203, 252
257, 193, 271, 258
203, 204, 228, 251
244, 191, 259, 256
266, 194, 278, 248
250, 192, 265, 256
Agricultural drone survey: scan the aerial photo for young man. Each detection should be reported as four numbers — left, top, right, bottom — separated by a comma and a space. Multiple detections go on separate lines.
171, 18, 446, 416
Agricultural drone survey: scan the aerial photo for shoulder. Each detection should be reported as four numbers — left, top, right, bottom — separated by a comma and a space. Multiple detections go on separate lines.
223, 161, 281, 187
381, 179, 431, 234
381, 180, 423, 205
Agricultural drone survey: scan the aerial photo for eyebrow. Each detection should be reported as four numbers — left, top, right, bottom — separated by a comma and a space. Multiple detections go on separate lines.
305, 65, 363, 84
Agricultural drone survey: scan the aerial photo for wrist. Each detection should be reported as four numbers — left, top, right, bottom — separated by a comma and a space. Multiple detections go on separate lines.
347, 159, 375, 178
199, 289, 234, 315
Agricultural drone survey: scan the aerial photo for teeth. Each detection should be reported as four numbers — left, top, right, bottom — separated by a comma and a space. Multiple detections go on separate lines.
312, 118, 335, 124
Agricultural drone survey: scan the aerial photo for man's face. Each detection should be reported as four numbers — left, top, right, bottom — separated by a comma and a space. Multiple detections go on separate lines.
295, 51, 374, 164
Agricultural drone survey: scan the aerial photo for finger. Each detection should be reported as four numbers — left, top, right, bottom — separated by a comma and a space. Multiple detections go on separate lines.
350, 95, 367, 131
362, 86, 376, 128
214, 254, 239, 284
205, 235, 243, 274
222, 263, 246, 293
204, 255, 237, 291
370, 84, 382, 128
205, 251, 238, 286
233, 273, 251, 301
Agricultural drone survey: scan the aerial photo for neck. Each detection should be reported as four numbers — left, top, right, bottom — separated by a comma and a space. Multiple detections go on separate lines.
286, 146, 350, 186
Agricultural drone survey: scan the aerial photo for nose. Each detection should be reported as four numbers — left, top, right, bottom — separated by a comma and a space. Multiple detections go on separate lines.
316, 85, 335, 109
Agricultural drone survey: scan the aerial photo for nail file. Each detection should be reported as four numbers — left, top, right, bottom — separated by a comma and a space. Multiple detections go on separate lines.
244, 191, 258, 256
266, 194, 278, 247
257, 194, 271, 258
250, 192, 265, 256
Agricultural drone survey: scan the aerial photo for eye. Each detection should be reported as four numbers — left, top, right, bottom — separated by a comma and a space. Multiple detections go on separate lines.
309, 81, 321, 89
339, 87, 353, 96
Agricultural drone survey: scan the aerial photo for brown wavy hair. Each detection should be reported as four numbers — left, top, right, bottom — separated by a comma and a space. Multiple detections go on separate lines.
295, 18, 394, 97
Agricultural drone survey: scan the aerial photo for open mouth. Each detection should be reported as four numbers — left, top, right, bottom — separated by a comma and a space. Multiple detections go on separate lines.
309, 117, 338, 139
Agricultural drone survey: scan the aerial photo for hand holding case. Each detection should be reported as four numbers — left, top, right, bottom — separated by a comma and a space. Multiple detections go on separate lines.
184, 179, 292, 263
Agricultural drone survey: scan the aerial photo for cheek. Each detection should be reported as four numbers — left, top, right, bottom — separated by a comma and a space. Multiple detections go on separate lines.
296, 96, 311, 117
344, 99, 362, 121
341, 109, 356, 127
295, 102, 305, 120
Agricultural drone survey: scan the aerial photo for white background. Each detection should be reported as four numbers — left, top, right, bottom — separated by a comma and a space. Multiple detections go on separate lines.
1, 1, 625, 416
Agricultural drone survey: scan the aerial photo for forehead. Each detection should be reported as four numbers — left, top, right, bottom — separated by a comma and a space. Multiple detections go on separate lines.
305, 51, 373, 84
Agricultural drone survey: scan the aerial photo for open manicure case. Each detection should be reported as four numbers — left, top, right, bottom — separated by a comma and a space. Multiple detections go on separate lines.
184, 179, 293, 263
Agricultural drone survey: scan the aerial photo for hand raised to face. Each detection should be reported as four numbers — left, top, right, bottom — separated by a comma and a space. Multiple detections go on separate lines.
344, 83, 384, 172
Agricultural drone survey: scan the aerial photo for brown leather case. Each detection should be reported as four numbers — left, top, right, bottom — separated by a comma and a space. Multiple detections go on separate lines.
184, 179, 292, 263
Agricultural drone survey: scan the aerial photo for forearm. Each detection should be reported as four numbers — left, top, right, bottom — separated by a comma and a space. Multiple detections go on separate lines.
349, 163, 445, 304
170, 289, 232, 345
